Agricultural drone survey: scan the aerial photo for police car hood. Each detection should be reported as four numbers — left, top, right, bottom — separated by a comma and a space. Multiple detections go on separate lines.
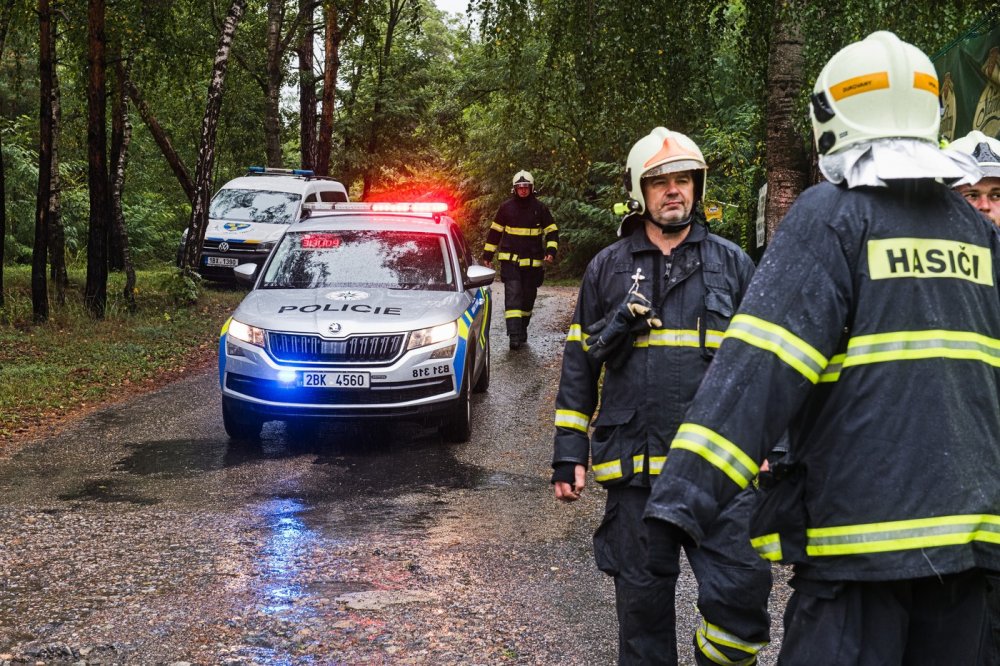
205, 218, 288, 244
234, 287, 469, 336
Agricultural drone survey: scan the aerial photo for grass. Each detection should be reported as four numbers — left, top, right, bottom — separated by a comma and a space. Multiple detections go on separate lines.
0, 264, 246, 443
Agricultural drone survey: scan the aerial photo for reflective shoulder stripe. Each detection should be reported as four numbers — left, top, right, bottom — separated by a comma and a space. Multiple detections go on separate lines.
544, 223, 558, 234
750, 533, 783, 561
697, 619, 768, 665
843, 330, 1000, 369
554, 409, 590, 433
593, 458, 623, 482
490, 221, 504, 232
670, 423, 759, 489
725, 314, 828, 384
220, 317, 232, 337
806, 513, 1000, 557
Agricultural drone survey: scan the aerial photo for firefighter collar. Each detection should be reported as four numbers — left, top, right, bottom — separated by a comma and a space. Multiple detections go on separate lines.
626, 218, 706, 255
819, 137, 982, 189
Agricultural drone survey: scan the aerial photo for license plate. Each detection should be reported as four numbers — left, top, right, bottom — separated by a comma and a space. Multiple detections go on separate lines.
205, 256, 240, 267
299, 372, 370, 388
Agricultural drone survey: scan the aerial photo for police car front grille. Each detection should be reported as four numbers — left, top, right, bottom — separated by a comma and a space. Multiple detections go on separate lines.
226, 373, 451, 404
202, 240, 259, 253
267, 332, 405, 364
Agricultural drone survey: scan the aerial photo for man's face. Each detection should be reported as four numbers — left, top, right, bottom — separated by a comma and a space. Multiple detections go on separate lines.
956, 177, 1000, 226
641, 171, 695, 226
514, 183, 532, 198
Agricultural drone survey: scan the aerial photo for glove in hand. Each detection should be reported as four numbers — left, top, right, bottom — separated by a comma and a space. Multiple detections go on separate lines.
584, 291, 661, 367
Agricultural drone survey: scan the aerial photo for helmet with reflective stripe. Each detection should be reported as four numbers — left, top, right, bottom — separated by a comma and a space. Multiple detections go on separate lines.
512, 170, 534, 187
624, 127, 707, 214
810, 31, 940, 156
948, 130, 1000, 179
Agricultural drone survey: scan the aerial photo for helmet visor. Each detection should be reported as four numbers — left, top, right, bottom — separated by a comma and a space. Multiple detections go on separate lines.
642, 160, 704, 179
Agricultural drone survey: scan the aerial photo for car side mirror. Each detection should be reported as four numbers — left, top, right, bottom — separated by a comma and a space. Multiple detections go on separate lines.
464, 264, 496, 289
233, 263, 258, 288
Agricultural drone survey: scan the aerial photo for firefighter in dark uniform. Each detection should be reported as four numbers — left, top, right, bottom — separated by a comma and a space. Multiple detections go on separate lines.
645, 32, 1000, 665
551, 128, 771, 665
481, 171, 558, 350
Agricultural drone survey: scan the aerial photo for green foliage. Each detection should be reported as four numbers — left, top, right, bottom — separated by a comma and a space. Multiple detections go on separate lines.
163, 268, 203, 305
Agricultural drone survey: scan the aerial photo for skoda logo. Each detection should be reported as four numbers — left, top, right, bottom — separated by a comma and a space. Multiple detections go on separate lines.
218, 241, 230, 253
328, 322, 342, 335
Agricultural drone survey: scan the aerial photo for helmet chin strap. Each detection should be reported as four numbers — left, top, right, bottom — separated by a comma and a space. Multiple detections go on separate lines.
646, 211, 695, 234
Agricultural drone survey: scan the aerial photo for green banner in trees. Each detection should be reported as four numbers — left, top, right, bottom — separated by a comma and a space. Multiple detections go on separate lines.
935, 18, 1000, 142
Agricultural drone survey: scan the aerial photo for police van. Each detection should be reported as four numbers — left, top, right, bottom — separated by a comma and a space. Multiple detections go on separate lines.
178, 167, 350, 280
218, 201, 494, 443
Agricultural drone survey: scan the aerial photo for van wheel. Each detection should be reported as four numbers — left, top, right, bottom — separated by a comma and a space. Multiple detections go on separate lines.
472, 340, 490, 394
440, 367, 472, 443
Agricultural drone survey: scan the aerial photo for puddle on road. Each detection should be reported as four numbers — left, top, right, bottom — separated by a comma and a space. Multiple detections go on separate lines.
114, 438, 293, 478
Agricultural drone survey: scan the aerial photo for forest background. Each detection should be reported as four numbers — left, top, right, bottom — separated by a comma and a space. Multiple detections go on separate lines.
0, 0, 996, 316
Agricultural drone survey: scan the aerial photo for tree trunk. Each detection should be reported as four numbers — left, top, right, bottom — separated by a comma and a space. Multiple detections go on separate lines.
33, 0, 54, 323
263, 0, 285, 166
0, 0, 16, 315
315, 0, 341, 177
181, 0, 247, 273
48, 10, 68, 306
108, 46, 125, 272
362, 0, 408, 198
85, 0, 109, 319
298, 0, 317, 171
763, 0, 808, 241
111, 60, 136, 312
126, 78, 195, 204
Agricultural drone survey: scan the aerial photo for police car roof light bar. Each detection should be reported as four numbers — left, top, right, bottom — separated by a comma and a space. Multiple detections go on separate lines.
245, 166, 316, 178
303, 202, 449, 215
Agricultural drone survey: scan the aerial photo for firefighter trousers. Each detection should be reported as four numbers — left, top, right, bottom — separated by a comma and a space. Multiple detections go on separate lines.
499, 263, 541, 341
778, 570, 989, 665
594, 485, 772, 666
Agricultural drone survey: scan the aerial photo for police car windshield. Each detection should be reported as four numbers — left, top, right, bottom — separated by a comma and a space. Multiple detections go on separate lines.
261, 229, 454, 291
209, 189, 301, 224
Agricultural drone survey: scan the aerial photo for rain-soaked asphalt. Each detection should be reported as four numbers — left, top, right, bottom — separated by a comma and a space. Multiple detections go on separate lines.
0, 284, 788, 665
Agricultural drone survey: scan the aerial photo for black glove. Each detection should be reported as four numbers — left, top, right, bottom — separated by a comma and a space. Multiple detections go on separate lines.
550, 462, 578, 485
584, 292, 661, 368
644, 519, 689, 577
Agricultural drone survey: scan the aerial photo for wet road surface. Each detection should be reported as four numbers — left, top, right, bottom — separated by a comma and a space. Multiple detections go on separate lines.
0, 285, 788, 665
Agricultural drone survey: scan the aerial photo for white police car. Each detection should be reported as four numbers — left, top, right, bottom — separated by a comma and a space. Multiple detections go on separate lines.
218, 202, 494, 443
179, 167, 350, 280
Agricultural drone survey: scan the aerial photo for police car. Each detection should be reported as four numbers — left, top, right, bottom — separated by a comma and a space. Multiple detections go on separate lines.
178, 167, 350, 280
218, 202, 494, 443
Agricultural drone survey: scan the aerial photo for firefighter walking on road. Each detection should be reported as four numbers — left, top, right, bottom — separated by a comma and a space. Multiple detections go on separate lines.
551, 128, 771, 665
481, 171, 558, 350
644, 32, 1000, 665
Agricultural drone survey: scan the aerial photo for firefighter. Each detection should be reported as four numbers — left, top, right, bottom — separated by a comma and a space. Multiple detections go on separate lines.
644, 31, 1000, 664
551, 128, 771, 665
950, 130, 1000, 226
481, 171, 558, 350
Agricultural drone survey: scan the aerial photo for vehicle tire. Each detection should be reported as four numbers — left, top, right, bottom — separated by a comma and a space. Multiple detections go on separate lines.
440, 364, 472, 443
222, 396, 263, 442
472, 338, 490, 394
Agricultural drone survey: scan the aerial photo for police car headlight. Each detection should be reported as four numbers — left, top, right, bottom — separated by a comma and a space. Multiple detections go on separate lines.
406, 321, 458, 351
228, 319, 266, 347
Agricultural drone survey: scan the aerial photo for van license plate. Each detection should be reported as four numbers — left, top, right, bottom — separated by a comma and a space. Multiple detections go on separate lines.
299, 372, 370, 388
205, 256, 239, 267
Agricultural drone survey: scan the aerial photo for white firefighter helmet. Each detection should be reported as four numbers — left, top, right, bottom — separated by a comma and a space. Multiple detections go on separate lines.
810, 31, 940, 156
624, 127, 707, 214
948, 130, 1000, 179
512, 170, 534, 188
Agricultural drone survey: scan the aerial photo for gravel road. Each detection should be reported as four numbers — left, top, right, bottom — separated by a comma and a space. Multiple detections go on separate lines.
0, 284, 789, 665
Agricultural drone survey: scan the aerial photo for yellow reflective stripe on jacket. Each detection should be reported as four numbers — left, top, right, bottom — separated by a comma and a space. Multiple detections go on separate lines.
593, 458, 623, 482
489, 221, 504, 232
634, 328, 725, 349
750, 533, 783, 561
670, 423, 759, 489
842, 330, 1000, 368
495, 252, 543, 267
632, 454, 667, 475
566, 324, 590, 351
725, 314, 828, 383
504, 309, 531, 319
554, 409, 590, 433
806, 514, 1000, 557
544, 223, 558, 234
504, 225, 543, 236
483, 242, 498, 252
696, 620, 768, 665
819, 353, 846, 383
